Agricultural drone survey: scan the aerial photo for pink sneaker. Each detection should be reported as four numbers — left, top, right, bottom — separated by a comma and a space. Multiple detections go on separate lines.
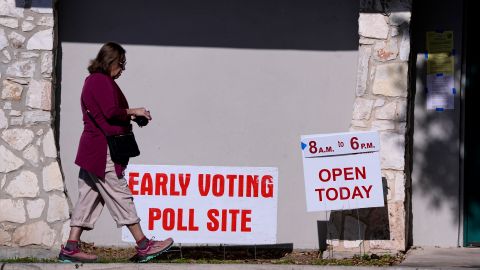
151, 237, 174, 248
58, 245, 98, 263
136, 237, 174, 262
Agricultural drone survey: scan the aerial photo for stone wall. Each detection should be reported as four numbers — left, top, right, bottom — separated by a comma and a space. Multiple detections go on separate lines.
326, 0, 412, 253
0, 0, 69, 253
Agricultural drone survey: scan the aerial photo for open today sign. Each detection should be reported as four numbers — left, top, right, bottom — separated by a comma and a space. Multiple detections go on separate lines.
301, 131, 384, 212
122, 165, 278, 244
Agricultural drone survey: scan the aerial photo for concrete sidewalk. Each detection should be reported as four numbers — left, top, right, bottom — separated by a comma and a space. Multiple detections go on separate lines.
0, 264, 454, 270
400, 246, 480, 268
0, 263, 477, 270
1, 247, 480, 269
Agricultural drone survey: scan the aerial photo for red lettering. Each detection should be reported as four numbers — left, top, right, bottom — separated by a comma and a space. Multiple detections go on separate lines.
198, 174, 211, 196
148, 208, 199, 231
318, 167, 367, 183
198, 174, 275, 198
229, 209, 240, 231
140, 173, 153, 195
188, 209, 199, 231
207, 209, 219, 231
339, 187, 350, 199
155, 173, 168, 195
315, 185, 372, 202
169, 174, 180, 196
362, 185, 372, 198
332, 168, 342, 181
238, 175, 244, 197
148, 208, 161, 230
179, 174, 191, 196
177, 208, 187, 231
128, 172, 139, 195
246, 175, 259, 197
176, 208, 198, 231
326, 188, 338, 200
356, 166, 366, 180
261, 175, 274, 198
241, 209, 252, 232
318, 169, 331, 182
212, 174, 225, 197
221, 209, 228, 231
344, 167, 354, 180
351, 186, 363, 199
206, 209, 252, 232
226, 174, 236, 196
315, 188, 325, 201
162, 208, 175, 231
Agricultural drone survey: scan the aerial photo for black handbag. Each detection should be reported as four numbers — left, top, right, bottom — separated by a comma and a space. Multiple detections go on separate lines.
82, 99, 140, 163
105, 132, 140, 162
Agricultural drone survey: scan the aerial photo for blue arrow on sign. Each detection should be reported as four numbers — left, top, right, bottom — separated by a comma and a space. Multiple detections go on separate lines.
301, 142, 307, 150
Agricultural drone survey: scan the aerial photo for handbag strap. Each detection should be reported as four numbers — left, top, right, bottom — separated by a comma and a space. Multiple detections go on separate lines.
81, 98, 108, 137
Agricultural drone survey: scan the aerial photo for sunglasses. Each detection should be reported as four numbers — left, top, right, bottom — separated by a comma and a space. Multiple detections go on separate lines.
118, 60, 126, 69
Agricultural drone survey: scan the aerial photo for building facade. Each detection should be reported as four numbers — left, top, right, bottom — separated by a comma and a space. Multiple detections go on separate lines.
0, 0, 477, 258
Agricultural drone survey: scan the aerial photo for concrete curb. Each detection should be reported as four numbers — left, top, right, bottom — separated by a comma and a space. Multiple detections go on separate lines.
0, 264, 470, 270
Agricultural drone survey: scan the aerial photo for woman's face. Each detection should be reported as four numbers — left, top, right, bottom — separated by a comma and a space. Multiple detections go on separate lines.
110, 56, 126, 80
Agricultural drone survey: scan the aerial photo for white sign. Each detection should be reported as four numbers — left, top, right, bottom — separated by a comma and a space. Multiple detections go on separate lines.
301, 131, 384, 212
426, 74, 455, 110
122, 165, 278, 245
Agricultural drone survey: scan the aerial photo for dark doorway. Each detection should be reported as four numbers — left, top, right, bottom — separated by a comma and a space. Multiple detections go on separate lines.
464, 0, 480, 247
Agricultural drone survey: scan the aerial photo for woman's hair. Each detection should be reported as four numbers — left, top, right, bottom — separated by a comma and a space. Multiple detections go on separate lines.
87, 42, 126, 74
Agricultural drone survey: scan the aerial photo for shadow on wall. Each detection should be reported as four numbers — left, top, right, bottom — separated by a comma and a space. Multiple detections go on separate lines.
411, 60, 460, 222
360, 0, 412, 14
15, 0, 52, 8
328, 208, 391, 241
409, 0, 462, 228
57, 0, 360, 51
327, 178, 391, 241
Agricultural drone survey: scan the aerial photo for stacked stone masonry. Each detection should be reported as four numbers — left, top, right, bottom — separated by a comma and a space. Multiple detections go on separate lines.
328, 0, 412, 253
0, 0, 70, 250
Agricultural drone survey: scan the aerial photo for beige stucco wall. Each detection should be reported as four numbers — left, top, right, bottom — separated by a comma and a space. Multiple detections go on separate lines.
60, 45, 359, 249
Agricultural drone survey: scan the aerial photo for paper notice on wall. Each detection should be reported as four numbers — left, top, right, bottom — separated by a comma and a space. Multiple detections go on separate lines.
427, 53, 454, 75
426, 31, 455, 110
426, 74, 454, 110
426, 31, 453, 53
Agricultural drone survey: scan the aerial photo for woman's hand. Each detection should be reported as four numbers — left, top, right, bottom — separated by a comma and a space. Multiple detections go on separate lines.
126, 108, 152, 120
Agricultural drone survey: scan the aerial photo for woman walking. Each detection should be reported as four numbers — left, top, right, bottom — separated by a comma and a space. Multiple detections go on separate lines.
59, 42, 173, 263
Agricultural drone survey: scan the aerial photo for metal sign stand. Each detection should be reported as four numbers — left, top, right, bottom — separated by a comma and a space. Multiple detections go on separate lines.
221, 244, 258, 260
356, 209, 365, 256
179, 243, 183, 259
